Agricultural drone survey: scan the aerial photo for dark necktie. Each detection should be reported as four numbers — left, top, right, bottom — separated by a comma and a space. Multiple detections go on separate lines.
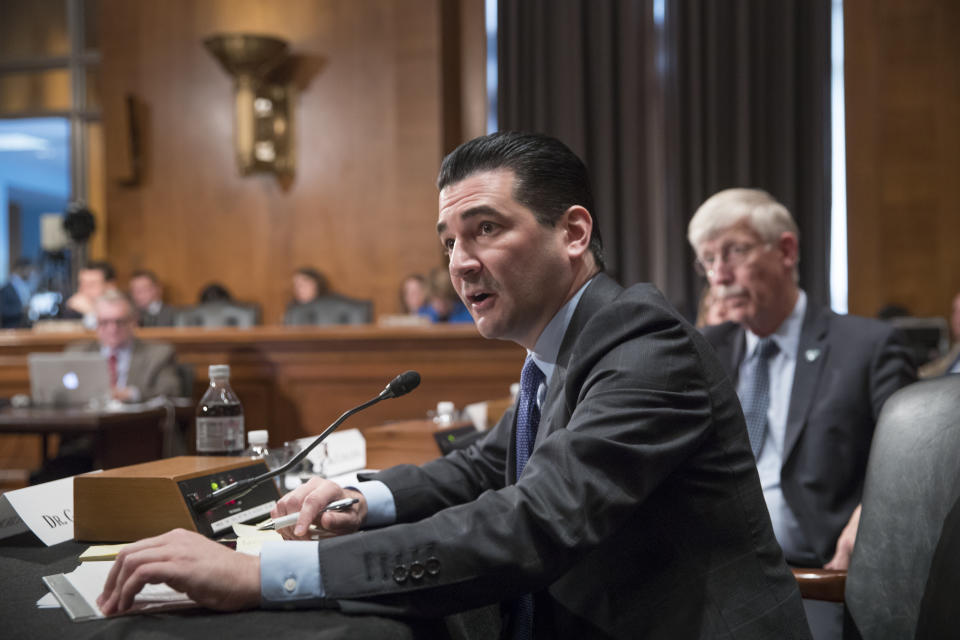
515, 358, 545, 480
108, 352, 118, 388
740, 337, 778, 457
513, 358, 544, 639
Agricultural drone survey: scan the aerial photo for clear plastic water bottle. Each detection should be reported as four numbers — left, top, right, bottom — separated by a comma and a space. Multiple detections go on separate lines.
243, 429, 270, 459
196, 364, 244, 456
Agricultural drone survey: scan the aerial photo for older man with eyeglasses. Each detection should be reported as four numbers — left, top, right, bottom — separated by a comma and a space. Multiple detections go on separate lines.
688, 188, 916, 640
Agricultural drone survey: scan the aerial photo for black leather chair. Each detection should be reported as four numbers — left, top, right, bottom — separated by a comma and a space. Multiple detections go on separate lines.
793, 375, 960, 639
175, 301, 261, 328
283, 294, 372, 326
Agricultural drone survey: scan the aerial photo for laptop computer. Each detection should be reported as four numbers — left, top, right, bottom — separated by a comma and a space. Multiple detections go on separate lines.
27, 352, 111, 407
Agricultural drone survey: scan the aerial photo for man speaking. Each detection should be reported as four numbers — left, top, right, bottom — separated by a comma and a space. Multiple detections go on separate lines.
99, 133, 809, 639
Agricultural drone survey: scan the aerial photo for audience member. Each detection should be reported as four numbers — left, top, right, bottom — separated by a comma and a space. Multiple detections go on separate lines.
688, 188, 916, 639
1, 257, 36, 328
920, 290, 960, 377
695, 285, 727, 328
98, 132, 809, 638
198, 282, 233, 303
419, 266, 472, 323
129, 269, 176, 327
289, 267, 329, 306
875, 303, 910, 321
63, 261, 117, 328
32, 290, 181, 483
67, 290, 180, 402
399, 273, 428, 314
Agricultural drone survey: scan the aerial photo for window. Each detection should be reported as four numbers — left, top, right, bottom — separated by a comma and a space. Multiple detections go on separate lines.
0, 0, 100, 282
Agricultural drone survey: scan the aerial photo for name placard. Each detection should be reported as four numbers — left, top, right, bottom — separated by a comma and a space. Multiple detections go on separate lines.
0, 472, 99, 546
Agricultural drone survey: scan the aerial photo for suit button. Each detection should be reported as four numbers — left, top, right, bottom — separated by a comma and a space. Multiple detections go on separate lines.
283, 577, 297, 593
409, 561, 425, 580
425, 557, 440, 576
392, 565, 408, 584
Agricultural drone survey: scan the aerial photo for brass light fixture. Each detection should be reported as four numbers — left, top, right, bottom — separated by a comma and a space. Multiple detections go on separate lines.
204, 33, 295, 176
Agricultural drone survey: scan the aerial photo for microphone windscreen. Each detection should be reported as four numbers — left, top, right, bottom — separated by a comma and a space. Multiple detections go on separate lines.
388, 370, 421, 398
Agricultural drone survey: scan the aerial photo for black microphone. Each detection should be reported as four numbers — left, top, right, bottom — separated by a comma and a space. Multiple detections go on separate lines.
191, 370, 421, 514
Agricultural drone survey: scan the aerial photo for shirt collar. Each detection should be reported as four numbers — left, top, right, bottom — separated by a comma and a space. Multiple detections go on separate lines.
527, 278, 594, 385
101, 342, 134, 358
745, 289, 806, 360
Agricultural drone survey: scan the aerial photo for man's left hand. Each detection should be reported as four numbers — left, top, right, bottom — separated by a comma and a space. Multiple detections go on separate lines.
825, 504, 862, 570
97, 528, 260, 615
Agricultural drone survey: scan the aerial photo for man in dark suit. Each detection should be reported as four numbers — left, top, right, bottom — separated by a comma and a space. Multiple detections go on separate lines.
0, 257, 35, 328
688, 188, 916, 638
129, 269, 177, 327
99, 133, 809, 639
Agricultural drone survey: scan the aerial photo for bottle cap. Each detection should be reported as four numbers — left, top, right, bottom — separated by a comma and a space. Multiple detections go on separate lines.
437, 401, 455, 415
209, 364, 230, 379
247, 429, 269, 445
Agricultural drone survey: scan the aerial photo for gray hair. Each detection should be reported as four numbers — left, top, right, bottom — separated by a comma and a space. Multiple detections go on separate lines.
688, 188, 798, 248
95, 288, 135, 316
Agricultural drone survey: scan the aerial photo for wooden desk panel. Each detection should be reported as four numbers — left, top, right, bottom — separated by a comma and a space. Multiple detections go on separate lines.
0, 325, 523, 460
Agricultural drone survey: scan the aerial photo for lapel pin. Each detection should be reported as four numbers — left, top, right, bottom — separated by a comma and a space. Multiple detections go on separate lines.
805, 349, 821, 363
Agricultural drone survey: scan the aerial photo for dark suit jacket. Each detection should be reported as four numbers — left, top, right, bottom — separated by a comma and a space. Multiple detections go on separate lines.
702, 302, 916, 565
0, 282, 26, 328
66, 339, 181, 400
313, 274, 809, 639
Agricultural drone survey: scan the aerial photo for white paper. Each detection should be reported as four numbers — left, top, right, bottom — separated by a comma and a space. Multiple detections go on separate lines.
0, 473, 96, 545
37, 592, 60, 609
45, 560, 195, 619
294, 428, 366, 478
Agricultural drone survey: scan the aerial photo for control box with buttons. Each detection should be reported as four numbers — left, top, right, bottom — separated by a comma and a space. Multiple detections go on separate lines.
75, 456, 281, 542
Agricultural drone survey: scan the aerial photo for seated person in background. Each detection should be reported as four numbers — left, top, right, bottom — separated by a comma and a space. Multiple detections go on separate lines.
288, 267, 329, 308
63, 261, 118, 328
688, 188, 916, 639
284, 267, 370, 326
399, 273, 428, 314
33, 290, 181, 483
98, 132, 809, 638
695, 284, 727, 328
419, 266, 473, 323
129, 269, 176, 327
67, 289, 180, 402
1, 257, 37, 328
920, 290, 960, 377
198, 282, 233, 303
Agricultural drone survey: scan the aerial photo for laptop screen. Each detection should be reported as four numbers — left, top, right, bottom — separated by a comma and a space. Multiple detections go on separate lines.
27, 352, 111, 407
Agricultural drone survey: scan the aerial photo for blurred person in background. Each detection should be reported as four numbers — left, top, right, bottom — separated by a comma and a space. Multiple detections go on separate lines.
129, 269, 176, 327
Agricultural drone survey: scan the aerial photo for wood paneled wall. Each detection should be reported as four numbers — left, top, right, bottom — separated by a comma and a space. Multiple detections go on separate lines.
98, 0, 484, 324
846, 0, 960, 319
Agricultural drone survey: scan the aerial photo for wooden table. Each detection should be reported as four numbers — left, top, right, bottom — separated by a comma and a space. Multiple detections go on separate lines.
0, 405, 168, 471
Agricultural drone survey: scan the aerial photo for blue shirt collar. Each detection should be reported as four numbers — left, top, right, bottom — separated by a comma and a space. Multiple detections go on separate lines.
745, 289, 806, 360
527, 278, 594, 385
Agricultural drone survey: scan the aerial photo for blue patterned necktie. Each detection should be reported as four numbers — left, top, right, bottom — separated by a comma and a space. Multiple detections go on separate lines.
740, 337, 779, 457
513, 357, 544, 639
515, 358, 545, 480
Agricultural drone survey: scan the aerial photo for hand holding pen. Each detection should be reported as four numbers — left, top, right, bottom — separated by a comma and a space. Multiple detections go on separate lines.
270, 478, 368, 539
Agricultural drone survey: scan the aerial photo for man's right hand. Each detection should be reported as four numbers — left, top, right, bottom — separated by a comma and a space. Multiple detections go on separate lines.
272, 476, 366, 539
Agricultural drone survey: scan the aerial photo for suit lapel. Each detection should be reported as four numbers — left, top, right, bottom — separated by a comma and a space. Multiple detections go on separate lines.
535, 274, 622, 449
783, 305, 830, 461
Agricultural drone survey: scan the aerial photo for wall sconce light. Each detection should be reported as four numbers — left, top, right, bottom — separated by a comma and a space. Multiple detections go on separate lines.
204, 33, 295, 177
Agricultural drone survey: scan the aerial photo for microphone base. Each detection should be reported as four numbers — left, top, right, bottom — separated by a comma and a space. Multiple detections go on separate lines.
74, 456, 280, 542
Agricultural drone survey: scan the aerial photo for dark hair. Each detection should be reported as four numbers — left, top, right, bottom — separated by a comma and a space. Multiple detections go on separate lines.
83, 260, 116, 282
294, 267, 329, 297
437, 131, 604, 270
198, 283, 232, 303
130, 268, 159, 284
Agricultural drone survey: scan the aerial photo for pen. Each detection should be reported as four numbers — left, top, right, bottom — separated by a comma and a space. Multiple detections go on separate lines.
257, 497, 360, 530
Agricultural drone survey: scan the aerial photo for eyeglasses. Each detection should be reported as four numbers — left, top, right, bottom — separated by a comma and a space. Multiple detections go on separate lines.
695, 242, 767, 278
97, 317, 132, 327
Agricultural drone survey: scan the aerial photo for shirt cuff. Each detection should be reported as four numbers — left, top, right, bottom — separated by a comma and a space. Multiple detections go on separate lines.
346, 480, 397, 528
260, 540, 324, 608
